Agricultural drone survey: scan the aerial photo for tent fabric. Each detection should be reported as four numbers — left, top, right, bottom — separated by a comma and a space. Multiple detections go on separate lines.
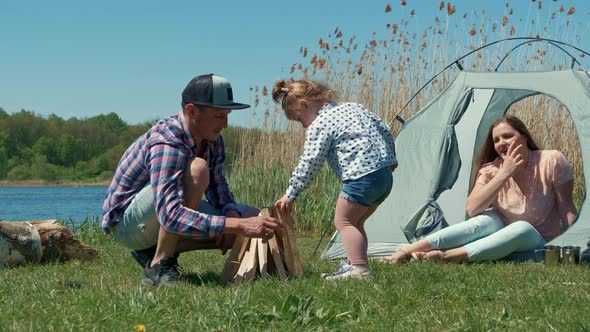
322, 69, 590, 260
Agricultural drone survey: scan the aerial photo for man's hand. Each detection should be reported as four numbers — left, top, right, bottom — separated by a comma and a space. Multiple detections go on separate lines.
275, 195, 294, 214
216, 210, 242, 254
216, 234, 236, 255
225, 215, 285, 240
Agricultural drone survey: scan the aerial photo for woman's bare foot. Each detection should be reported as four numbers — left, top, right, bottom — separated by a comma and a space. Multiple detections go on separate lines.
423, 250, 445, 261
378, 249, 411, 265
410, 252, 427, 261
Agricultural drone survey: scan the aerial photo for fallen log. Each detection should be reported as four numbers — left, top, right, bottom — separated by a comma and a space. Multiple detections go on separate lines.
0, 219, 98, 267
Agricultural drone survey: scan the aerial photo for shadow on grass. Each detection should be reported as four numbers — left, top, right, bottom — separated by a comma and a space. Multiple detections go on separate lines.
181, 271, 226, 287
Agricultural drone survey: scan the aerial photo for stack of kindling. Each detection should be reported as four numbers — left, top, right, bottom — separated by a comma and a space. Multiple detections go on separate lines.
221, 207, 304, 283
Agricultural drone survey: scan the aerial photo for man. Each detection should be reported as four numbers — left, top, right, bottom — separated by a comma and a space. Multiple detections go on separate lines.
101, 74, 283, 286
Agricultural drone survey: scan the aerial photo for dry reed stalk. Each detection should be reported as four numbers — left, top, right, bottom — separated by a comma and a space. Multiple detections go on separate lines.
236, 1, 586, 196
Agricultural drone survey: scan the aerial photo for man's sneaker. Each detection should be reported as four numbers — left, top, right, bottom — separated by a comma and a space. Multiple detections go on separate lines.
142, 257, 181, 287
131, 246, 180, 269
323, 264, 371, 280
131, 246, 157, 268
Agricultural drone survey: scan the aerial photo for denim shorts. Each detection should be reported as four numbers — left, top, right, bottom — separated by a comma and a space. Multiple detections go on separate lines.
340, 166, 393, 206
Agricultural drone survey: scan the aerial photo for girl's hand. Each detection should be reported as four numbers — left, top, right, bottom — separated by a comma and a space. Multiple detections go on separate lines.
498, 141, 525, 178
275, 195, 295, 214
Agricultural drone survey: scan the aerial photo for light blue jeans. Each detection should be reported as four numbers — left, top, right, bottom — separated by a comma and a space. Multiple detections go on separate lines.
424, 210, 546, 262
112, 184, 255, 250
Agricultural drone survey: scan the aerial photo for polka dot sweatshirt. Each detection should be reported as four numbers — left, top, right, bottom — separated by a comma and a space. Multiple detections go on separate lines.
286, 102, 398, 200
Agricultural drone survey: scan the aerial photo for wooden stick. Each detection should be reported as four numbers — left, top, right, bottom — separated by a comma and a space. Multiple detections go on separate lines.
242, 238, 259, 282
257, 238, 269, 278
221, 235, 250, 284
232, 248, 251, 283
268, 235, 288, 280
270, 208, 304, 276
260, 208, 288, 279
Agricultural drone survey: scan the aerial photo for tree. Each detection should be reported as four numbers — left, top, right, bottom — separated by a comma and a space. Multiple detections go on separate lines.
32, 136, 58, 165
31, 155, 60, 182
7, 164, 32, 181
0, 147, 8, 179
88, 112, 128, 132
0, 110, 152, 183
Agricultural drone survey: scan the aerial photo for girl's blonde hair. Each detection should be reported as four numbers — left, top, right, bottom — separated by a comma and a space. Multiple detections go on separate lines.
271, 79, 338, 116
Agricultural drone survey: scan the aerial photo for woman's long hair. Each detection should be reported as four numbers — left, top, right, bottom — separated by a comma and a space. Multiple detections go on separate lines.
471, 115, 540, 187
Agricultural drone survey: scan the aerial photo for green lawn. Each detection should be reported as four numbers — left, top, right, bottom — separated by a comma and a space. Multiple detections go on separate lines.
1, 229, 590, 332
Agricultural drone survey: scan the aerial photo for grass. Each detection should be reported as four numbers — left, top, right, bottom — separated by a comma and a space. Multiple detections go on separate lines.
2, 223, 590, 331
2, 151, 583, 331
3, 2, 590, 331
227, 166, 340, 232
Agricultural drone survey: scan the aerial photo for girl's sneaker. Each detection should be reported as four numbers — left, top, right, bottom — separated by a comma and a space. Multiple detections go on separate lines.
322, 264, 371, 280
320, 260, 349, 278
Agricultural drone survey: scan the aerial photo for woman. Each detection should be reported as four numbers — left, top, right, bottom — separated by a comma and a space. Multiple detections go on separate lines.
380, 115, 577, 263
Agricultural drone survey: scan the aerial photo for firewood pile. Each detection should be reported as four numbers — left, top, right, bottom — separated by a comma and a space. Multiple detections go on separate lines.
221, 207, 304, 283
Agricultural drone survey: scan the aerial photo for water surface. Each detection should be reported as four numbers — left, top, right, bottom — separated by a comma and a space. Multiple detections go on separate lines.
1, 186, 107, 224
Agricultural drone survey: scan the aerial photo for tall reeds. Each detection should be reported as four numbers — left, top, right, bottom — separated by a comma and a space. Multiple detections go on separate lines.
230, 1, 587, 230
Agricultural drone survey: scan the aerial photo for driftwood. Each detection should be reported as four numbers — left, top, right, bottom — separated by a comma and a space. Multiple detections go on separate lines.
0, 219, 98, 267
221, 207, 304, 283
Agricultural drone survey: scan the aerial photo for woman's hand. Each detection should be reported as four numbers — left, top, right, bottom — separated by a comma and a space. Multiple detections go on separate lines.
498, 141, 525, 179
275, 195, 295, 214
467, 141, 525, 217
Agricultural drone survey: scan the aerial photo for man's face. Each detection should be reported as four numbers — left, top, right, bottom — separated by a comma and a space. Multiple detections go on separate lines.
188, 104, 231, 142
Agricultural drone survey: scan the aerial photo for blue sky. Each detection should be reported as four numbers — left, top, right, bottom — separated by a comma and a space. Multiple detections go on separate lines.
1, 0, 588, 127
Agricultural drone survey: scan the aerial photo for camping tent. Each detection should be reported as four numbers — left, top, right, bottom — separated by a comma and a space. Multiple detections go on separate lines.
322, 38, 590, 260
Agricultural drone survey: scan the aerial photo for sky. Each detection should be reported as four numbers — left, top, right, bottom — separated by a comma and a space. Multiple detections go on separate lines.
1, 0, 589, 127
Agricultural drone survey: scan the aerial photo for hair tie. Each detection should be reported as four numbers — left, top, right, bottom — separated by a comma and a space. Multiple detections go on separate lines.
280, 87, 289, 109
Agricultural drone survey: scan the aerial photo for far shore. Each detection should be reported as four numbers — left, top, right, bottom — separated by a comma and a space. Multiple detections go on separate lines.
0, 180, 110, 187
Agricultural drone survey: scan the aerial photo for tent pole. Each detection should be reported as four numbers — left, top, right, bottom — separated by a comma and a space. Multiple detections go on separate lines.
393, 37, 590, 125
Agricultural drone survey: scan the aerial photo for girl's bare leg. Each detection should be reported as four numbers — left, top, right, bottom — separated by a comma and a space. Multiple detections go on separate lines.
334, 198, 374, 270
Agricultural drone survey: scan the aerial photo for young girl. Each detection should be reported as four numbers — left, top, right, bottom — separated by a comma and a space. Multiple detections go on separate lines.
272, 79, 398, 280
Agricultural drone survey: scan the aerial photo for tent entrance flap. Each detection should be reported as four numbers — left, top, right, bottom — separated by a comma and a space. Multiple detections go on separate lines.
436, 88, 495, 225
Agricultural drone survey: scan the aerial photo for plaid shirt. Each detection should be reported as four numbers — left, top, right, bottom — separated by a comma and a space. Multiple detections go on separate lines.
101, 112, 239, 238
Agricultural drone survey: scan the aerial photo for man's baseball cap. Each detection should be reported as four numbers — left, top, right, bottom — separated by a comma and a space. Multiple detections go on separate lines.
182, 74, 250, 110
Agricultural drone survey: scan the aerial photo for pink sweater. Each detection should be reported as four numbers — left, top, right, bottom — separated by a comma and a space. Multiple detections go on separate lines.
476, 150, 574, 241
